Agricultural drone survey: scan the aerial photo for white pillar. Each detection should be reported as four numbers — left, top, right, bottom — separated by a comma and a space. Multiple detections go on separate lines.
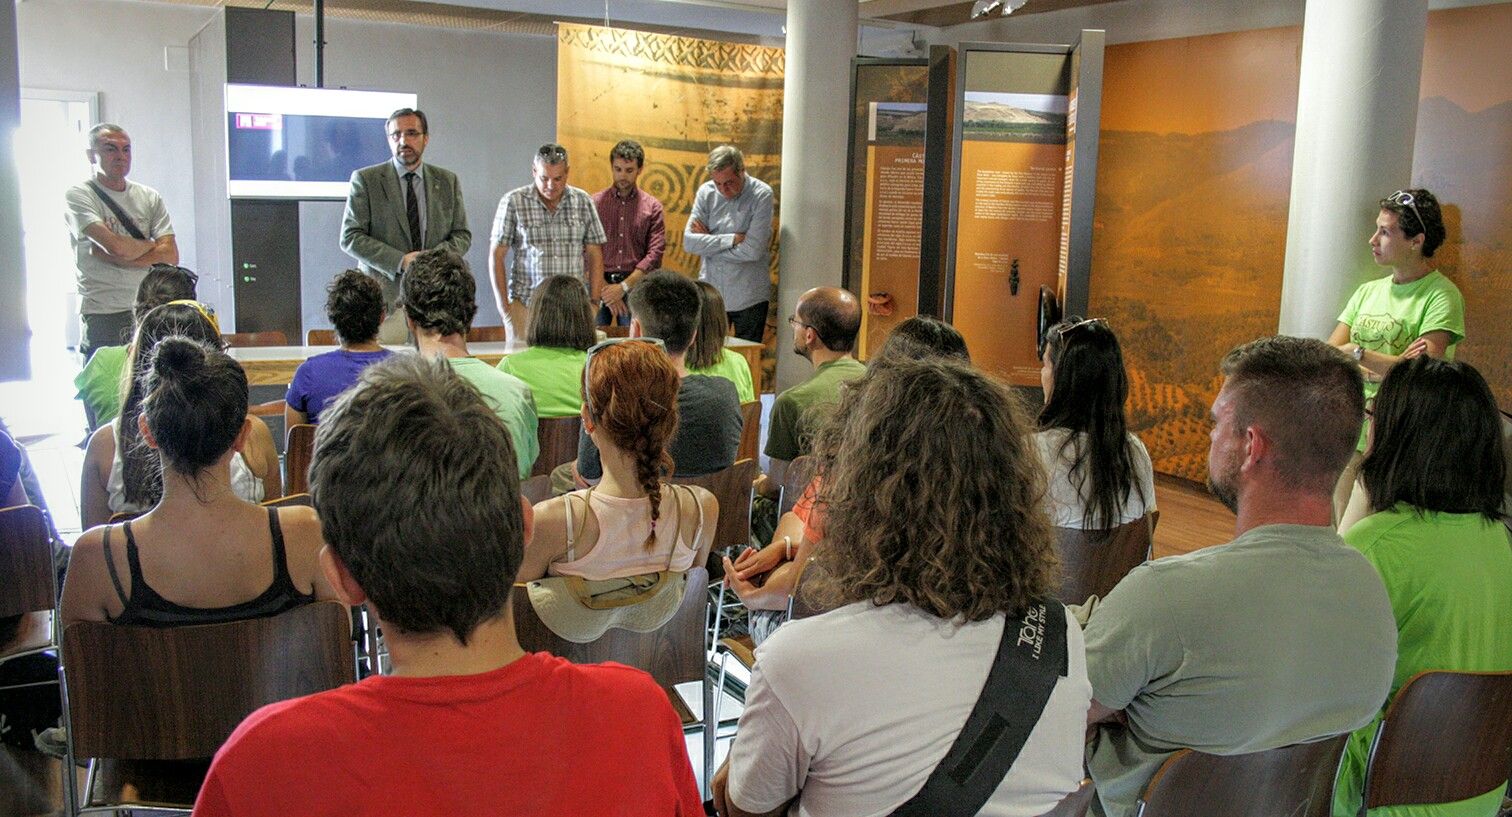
1278, 0, 1428, 337
774, 0, 858, 391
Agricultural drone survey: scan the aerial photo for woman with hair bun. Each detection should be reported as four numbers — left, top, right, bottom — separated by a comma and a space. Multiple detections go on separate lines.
516, 339, 716, 582
80, 302, 281, 529
1328, 188, 1466, 522
62, 336, 335, 629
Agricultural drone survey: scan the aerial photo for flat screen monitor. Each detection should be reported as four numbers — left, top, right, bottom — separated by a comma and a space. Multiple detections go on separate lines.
225, 84, 417, 199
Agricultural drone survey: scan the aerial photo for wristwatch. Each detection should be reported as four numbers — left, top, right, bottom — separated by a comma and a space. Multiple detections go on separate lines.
1352, 346, 1365, 362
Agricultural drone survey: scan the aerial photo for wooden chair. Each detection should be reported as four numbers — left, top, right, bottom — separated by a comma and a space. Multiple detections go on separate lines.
221, 330, 287, 348
467, 325, 507, 342
284, 423, 317, 495
532, 415, 583, 477
671, 458, 760, 552
0, 505, 56, 664
261, 493, 312, 508
520, 475, 553, 506
1053, 513, 1154, 605
601, 324, 630, 339
513, 566, 715, 797
306, 328, 337, 346
249, 399, 284, 418
1133, 734, 1350, 817
61, 601, 356, 813
737, 400, 761, 462
1361, 670, 1512, 812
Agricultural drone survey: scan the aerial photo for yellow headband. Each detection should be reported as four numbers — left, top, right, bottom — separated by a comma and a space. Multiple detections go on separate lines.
164, 299, 221, 335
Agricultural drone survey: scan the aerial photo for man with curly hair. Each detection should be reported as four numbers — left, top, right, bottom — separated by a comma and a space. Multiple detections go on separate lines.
403, 249, 538, 478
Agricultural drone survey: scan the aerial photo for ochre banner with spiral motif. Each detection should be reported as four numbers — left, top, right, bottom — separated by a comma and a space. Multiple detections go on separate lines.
557, 24, 785, 372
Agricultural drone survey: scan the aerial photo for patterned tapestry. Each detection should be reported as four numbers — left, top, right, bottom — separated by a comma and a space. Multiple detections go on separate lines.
1089, 27, 1302, 482
557, 24, 785, 385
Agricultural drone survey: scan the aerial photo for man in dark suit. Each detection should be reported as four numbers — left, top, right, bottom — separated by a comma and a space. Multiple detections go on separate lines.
340, 108, 471, 342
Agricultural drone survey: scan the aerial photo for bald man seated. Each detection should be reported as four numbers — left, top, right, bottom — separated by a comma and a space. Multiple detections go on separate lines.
756, 287, 864, 499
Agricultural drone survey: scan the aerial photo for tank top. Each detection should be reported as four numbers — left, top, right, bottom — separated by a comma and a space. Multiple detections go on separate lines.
549, 484, 706, 580
101, 508, 314, 627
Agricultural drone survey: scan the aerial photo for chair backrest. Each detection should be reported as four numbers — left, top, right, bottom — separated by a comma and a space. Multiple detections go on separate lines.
468, 325, 507, 343
1053, 513, 1154, 605
778, 455, 817, 517
602, 324, 630, 339
671, 458, 760, 550
221, 331, 288, 348
532, 415, 583, 477
1135, 734, 1350, 817
0, 505, 53, 617
1039, 779, 1095, 817
284, 423, 317, 495
511, 566, 709, 689
62, 600, 355, 760
261, 493, 312, 508
1363, 669, 1512, 809
737, 400, 761, 461
305, 329, 337, 346
520, 475, 553, 506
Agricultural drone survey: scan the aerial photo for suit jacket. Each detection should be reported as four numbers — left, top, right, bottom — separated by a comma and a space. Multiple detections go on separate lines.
340, 161, 471, 305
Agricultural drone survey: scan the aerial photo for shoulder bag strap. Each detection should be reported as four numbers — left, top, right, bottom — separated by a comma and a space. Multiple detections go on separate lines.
888, 601, 1070, 817
87, 181, 148, 240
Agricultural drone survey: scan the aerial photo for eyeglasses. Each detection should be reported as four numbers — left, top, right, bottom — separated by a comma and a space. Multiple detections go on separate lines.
1387, 190, 1426, 234
1055, 316, 1107, 338
787, 315, 812, 330
537, 145, 568, 164
582, 337, 667, 416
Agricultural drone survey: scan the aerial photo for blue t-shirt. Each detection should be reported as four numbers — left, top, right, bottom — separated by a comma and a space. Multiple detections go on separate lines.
285, 349, 393, 424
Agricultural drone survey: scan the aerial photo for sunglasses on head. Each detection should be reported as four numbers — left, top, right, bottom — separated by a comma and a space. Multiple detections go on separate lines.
1055, 316, 1107, 338
582, 337, 667, 416
1387, 190, 1426, 235
538, 145, 568, 164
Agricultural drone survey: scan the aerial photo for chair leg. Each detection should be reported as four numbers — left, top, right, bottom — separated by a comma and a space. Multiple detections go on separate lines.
702, 666, 716, 802
708, 563, 728, 659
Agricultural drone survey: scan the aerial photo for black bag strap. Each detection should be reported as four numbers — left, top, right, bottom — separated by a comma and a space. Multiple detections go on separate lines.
888, 601, 1070, 817
87, 180, 148, 240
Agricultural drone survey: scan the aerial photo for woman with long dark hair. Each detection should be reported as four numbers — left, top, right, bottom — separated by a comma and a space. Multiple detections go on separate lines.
1037, 317, 1154, 530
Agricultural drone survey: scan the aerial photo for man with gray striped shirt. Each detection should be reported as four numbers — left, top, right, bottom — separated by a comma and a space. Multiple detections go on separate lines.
683, 145, 773, 343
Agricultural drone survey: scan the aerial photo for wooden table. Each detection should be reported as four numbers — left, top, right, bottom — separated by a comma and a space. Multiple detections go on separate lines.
231, 336, 766, 392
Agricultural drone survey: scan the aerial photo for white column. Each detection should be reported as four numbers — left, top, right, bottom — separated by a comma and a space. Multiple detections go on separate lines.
1278, 0, 1428, 337
774, 0, 858, 391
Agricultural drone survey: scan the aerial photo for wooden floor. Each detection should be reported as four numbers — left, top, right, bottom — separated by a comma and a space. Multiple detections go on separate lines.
1151, 474, 1236, 559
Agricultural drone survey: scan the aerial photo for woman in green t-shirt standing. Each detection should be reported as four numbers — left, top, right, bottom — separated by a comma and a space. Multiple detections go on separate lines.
498, 275, 596, 417
1328, 188, 1465, 528
1331, 357, 1511, 817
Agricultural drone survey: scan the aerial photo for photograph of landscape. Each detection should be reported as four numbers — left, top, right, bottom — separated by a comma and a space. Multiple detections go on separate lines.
870, 101, 927, 145
963, 91, 1068, 144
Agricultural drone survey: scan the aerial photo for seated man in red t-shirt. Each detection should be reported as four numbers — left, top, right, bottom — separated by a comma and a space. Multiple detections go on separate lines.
193, 354, 703, 817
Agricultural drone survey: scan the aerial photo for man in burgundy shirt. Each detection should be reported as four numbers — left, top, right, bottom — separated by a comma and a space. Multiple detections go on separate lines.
591, 139, 666, 326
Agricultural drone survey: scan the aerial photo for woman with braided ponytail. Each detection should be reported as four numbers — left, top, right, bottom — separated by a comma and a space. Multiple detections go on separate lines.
516, 340, 717, 582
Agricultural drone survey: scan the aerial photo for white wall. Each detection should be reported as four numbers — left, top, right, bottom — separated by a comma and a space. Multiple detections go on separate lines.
0, 0, 25, 380
17, 0, 215, 275
290, 15, 557, 327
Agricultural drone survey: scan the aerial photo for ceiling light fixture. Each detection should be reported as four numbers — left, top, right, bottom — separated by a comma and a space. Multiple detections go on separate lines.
970, 0, 1028, 19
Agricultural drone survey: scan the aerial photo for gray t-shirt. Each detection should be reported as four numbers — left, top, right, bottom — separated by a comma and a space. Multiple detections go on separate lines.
1078, 523, 1397, 817
577, 374, 742, 480
64, 179, 175, 314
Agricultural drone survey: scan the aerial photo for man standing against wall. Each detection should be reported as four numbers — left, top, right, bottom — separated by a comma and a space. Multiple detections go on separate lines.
683, 145, 773, 344
591, 140, 665, 327
490, 144, 606, 340
341, 108, 472, 344
65, 124, 178, 358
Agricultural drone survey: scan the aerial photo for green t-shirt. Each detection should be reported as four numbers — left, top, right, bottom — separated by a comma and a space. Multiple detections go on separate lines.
1338, 270, 1466, 449
497, 345, 587, 419
1079, 524, 1397, 817
1332, 506, 1512, 817
447, 357, 540, 479
74, 345, 129, 427
763, 356, 866, 462
689, 346, 755, 403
